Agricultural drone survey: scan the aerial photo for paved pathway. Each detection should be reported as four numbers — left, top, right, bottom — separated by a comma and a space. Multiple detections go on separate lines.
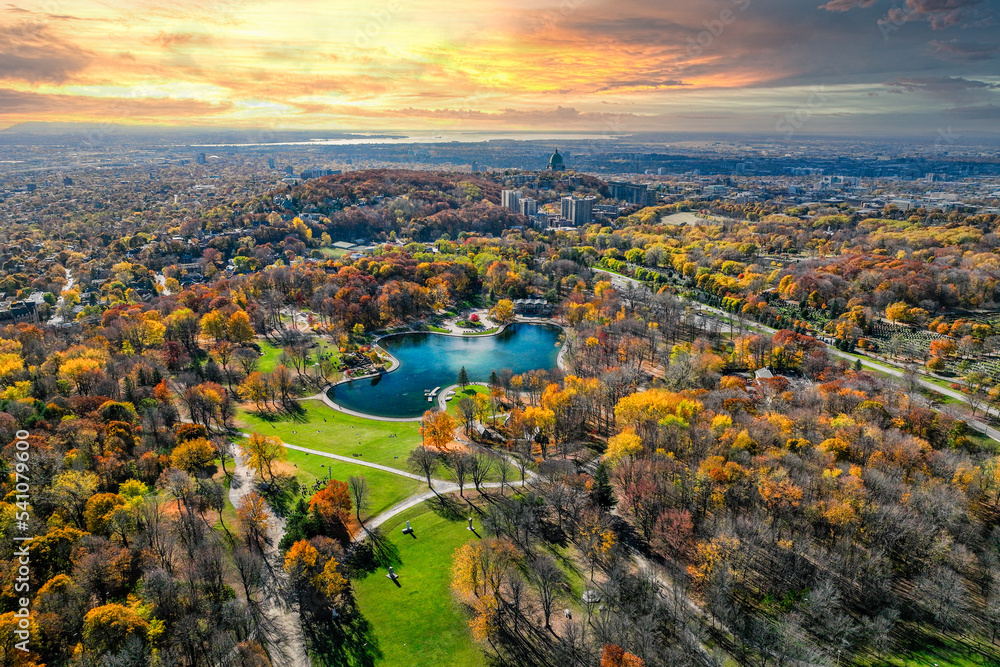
228, 447, 311, 667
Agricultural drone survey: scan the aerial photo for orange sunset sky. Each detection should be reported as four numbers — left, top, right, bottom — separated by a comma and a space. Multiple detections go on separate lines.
1, 0, 998, 134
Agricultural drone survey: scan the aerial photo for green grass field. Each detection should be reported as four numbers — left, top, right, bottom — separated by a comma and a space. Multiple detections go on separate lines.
237, 399, 423, 467
256, 338, 338, 376
444, 385, 489, 417
352, 501, 485, 667
284, 448, 422, 522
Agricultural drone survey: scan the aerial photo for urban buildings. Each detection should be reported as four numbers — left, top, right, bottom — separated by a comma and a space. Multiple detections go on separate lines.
561, 195, 595, 225
501, 189, 522, 212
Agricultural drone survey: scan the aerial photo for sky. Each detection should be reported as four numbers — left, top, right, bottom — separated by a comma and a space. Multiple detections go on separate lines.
1, 0, 999, 137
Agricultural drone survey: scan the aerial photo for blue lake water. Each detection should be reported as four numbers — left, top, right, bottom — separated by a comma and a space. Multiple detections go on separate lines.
327, 324, 561, 418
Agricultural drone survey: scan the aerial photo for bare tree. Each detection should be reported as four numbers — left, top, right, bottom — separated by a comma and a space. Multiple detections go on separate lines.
457, 397, 477, 435
448, 452, 471, 498
470, 452, 494, 494
496, 454, 512, 495
348, 475, 371, 525
531, 554, 565, 632
407, 446, 439, 489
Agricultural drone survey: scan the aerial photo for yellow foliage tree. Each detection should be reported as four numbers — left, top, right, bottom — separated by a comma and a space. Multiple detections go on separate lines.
420, 410, 457, 451
605, 427, 643, 464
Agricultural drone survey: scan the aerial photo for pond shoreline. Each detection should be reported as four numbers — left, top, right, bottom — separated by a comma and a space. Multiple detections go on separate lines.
319, 318, 565, 421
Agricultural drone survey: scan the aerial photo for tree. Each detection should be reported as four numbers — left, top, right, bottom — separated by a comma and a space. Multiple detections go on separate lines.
239, 371, 269, 412
49, 470, 99, 529
457, 397, 477, 435
601, 644, 645, 667
309, 480, 353, 538
591, 461, 616, 510
200, 310, 228, 342
489, 299, 516, 325
82, 603, 149, 654
348, 475, 370, 525
83, 493, 127, 535
470, 452, 494, 494
228, 310, 256, 344
420, 409, 457, 451
236, 491, 273, 553
407, 446, 439, 488
531, 554, 565, 631
170, 437, 218, 473
448, 452, 472, 497
239, 433, 286, 483
606, 427, 643, 464
457, 365, 470, 388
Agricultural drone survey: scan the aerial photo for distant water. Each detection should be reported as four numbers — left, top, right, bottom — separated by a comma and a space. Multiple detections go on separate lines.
328, 324, 561, 419
190, 132, 625, 148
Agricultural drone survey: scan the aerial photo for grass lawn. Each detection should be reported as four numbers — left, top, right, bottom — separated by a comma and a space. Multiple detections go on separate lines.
284, 448, 423, 522
854, 624, 1000, 667
237, 399, 422, 467
352, 500, 485, 667
444, 385, 489, 417
257, 338, 339, 376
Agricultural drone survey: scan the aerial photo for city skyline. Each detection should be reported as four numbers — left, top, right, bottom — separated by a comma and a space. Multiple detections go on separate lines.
1, 0, 999, 136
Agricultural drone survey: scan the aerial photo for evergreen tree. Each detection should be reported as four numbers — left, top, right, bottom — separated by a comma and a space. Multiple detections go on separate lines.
591, 461, 616, 510
457, 366, 469, 388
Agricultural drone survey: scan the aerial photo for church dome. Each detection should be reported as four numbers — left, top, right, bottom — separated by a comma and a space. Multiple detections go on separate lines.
549, 149, 564, 169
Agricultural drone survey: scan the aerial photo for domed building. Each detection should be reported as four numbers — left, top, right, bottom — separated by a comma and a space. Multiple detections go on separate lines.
548, 149, 565, 171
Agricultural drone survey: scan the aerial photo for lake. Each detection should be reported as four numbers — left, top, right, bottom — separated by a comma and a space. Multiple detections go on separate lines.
327, 324, 562, 419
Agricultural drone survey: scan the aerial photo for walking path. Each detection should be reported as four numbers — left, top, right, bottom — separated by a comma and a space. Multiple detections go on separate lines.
228, 447, 311, 667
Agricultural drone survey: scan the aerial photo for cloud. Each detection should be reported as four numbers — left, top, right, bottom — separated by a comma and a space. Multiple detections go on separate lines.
0, 87, 234, 122
882, 0, 994, 30
886, 75, 998, 92
0, 21, 92, 82
152, 31, 215, 49
819, 0, 996, 29
929, 38, 1000, 60
819, 0, 879, 11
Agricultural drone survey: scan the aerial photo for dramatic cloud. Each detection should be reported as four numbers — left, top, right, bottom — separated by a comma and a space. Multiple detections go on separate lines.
0, 0, 997, 134
0, 21, 92, 82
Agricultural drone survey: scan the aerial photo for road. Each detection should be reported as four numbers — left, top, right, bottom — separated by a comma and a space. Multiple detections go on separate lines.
47, 268, 75, 326
604, 269, 1000, 442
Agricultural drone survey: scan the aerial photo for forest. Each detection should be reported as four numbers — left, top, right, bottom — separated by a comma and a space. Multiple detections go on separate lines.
1, 169, 999, 667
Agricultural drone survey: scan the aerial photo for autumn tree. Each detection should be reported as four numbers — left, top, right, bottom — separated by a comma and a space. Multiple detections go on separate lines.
170, 437, 218, 473
82, 603, 149, 655
489, 299, 516, 325
239, 433, 286, 483
237, 491, 273, 554
420, 409, 456, 451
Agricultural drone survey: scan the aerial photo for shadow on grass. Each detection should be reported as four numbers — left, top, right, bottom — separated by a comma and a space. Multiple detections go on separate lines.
889, 624, 1000, 667
249, 402, 309, 424
427, 493, 465, 521
301, 599, 383, 667
259, 473, 301, 518
347, 527, 402, 578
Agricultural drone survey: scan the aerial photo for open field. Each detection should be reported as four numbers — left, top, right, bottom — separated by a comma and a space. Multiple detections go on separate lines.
284, 448, 422, 522
352, 500, 485, 667
237, 399, 423, 467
